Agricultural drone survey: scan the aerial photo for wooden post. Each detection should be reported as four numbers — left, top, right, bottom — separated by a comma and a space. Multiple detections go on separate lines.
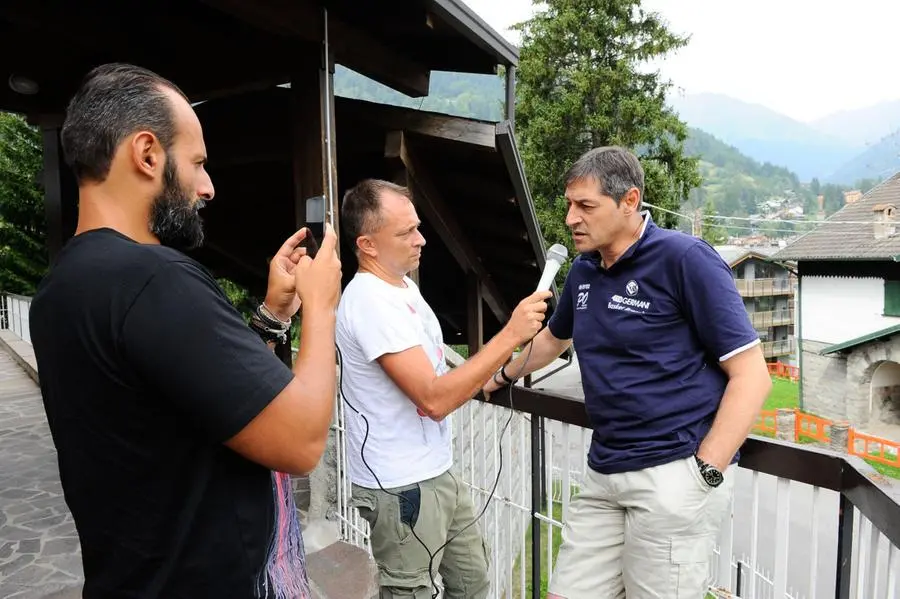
286, 13, 341, 544
40, 122, 78, 262
276, 35, 340, 367
505, 65, 516, 125
467, 273, 483, 357
391, 165, 419, 286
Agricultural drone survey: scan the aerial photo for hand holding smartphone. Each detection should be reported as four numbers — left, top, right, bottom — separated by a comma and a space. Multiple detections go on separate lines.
302, 195, 327, 258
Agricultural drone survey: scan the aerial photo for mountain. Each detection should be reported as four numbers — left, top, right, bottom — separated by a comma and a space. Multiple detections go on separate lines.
331, 69, 878, 218
333, 65, 504, 122
682, 127, 811, 224
825, 129, 900, 184
810, 100, 900, 147
681, 127, 880, 224
669, 93, 860, 182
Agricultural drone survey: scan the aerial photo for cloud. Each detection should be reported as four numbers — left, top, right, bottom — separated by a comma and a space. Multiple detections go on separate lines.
462, 0, 900, 121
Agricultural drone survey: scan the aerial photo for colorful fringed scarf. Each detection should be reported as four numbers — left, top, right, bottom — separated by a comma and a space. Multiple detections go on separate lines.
256, 471, 311, 599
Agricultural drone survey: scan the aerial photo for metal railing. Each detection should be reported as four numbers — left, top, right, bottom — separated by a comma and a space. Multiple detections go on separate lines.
487, 385, 900, 599
0, 293, 32, 344
329, 349, 900, 599
331, 347, 534, 597
750, 309, 795, 329
762, 339, 795, 358
736, 278, 795, 297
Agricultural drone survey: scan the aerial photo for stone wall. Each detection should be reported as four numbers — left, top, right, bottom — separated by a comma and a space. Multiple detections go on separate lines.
800, 339, 850, 420
872, 384, 900, 425
802, 335, 900, 429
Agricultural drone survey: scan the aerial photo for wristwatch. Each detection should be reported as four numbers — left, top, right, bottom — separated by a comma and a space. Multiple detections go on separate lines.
694, 455, 724, 488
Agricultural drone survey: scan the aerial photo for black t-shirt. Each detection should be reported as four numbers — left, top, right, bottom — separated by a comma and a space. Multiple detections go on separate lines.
30, 228, 298, 598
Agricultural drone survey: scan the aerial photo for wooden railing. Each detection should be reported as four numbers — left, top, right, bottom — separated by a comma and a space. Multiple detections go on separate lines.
735, 277, 795, 297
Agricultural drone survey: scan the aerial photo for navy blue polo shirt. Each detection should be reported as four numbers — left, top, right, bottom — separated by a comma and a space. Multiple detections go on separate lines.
548, 214, 760, 475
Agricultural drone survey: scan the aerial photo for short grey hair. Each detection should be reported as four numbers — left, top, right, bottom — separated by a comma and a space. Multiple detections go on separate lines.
564, 146, 644, 208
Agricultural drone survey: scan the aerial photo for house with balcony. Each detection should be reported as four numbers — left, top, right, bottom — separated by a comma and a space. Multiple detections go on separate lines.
715, 245, 797, 364
773, 173, 900, 436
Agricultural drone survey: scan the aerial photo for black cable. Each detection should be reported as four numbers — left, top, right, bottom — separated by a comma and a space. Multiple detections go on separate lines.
335, 340, 535, 599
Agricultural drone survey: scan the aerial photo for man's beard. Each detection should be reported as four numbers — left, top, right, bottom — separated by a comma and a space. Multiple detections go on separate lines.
149, 158, 205, 251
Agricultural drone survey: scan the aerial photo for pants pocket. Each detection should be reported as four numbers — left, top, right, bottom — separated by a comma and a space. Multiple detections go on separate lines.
684, 456, 713, 495
671, 534, 713, 599
351, 485, 379, 529
398, 487, 421, 529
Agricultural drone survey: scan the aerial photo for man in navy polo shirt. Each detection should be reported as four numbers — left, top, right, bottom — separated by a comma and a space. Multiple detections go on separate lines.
483, 146, 772, 598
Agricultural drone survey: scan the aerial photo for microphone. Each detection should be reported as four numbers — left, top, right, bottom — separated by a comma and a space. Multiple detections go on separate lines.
535, 243, 569, 292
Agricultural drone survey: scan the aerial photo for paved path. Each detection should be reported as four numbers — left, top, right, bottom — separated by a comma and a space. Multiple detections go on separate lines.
0, 349, 83, 599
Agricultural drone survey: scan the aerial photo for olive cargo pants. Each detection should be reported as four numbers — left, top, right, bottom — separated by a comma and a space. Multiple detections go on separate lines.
351, 469, 490, 599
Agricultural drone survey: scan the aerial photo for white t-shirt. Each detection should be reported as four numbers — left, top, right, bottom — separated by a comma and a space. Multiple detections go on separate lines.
335, 272, 452, 488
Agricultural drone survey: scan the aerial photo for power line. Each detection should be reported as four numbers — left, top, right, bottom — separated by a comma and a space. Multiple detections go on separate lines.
643, 201, 888, 227
643, 202, 816, 234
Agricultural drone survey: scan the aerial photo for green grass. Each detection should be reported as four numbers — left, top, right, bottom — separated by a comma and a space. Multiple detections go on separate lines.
764, 377, 800, 411
512, 492, 565, 597
761, 377, 900, 479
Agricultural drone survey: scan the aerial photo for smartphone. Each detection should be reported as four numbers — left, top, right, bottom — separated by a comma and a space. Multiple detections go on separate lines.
302, 195, 326, 258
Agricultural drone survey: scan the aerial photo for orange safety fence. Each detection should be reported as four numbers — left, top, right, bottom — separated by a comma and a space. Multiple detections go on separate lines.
751, 407, 900, 468
796, 411, 831, 444
849, 429, 900, 468
754, 410, 777, 436
767, 361, 799, 382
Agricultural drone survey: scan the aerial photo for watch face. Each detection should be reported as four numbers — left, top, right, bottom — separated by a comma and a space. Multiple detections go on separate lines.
703, 468, 724, 487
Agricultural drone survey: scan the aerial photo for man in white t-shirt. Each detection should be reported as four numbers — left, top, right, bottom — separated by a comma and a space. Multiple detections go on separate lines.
336, 179, 551, 599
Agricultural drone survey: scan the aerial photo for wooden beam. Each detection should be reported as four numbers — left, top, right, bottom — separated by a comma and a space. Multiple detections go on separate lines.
385, 131, 509, 322
290, 49, 339, 248
494, 120, 548, 284
0, 0, 292, 95
391, 167, 420, 286
39, 123, 77, 261
197, 0, 430, 97
467, 274, 483, 356
274, 45, 339, 364
338, 97, 496, 149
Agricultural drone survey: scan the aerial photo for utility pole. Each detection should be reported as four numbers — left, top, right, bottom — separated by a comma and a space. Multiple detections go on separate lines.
692, 209, 702, 238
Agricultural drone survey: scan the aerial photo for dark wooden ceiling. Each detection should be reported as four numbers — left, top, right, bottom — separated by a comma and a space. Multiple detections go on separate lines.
188, 89, 554, 342
0, 0, 554, 345
0, 0, 518, 117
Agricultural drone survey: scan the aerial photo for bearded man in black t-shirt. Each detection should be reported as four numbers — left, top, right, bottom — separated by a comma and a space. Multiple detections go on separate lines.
29, 63, 342, 599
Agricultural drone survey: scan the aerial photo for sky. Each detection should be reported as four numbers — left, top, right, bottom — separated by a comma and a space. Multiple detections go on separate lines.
463, 0, 900, 122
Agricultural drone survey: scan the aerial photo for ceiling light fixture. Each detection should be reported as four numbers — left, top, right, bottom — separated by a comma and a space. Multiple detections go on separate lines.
8, 74, 39, 95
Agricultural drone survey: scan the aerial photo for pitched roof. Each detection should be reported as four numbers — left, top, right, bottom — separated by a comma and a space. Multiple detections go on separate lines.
819, 323, 900, 355
714, 245, 777, 267
772, 172, 900, 261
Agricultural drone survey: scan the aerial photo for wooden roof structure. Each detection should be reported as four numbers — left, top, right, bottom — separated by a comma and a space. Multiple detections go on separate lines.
0, 0, 557, 350
0, 0, 517, 113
